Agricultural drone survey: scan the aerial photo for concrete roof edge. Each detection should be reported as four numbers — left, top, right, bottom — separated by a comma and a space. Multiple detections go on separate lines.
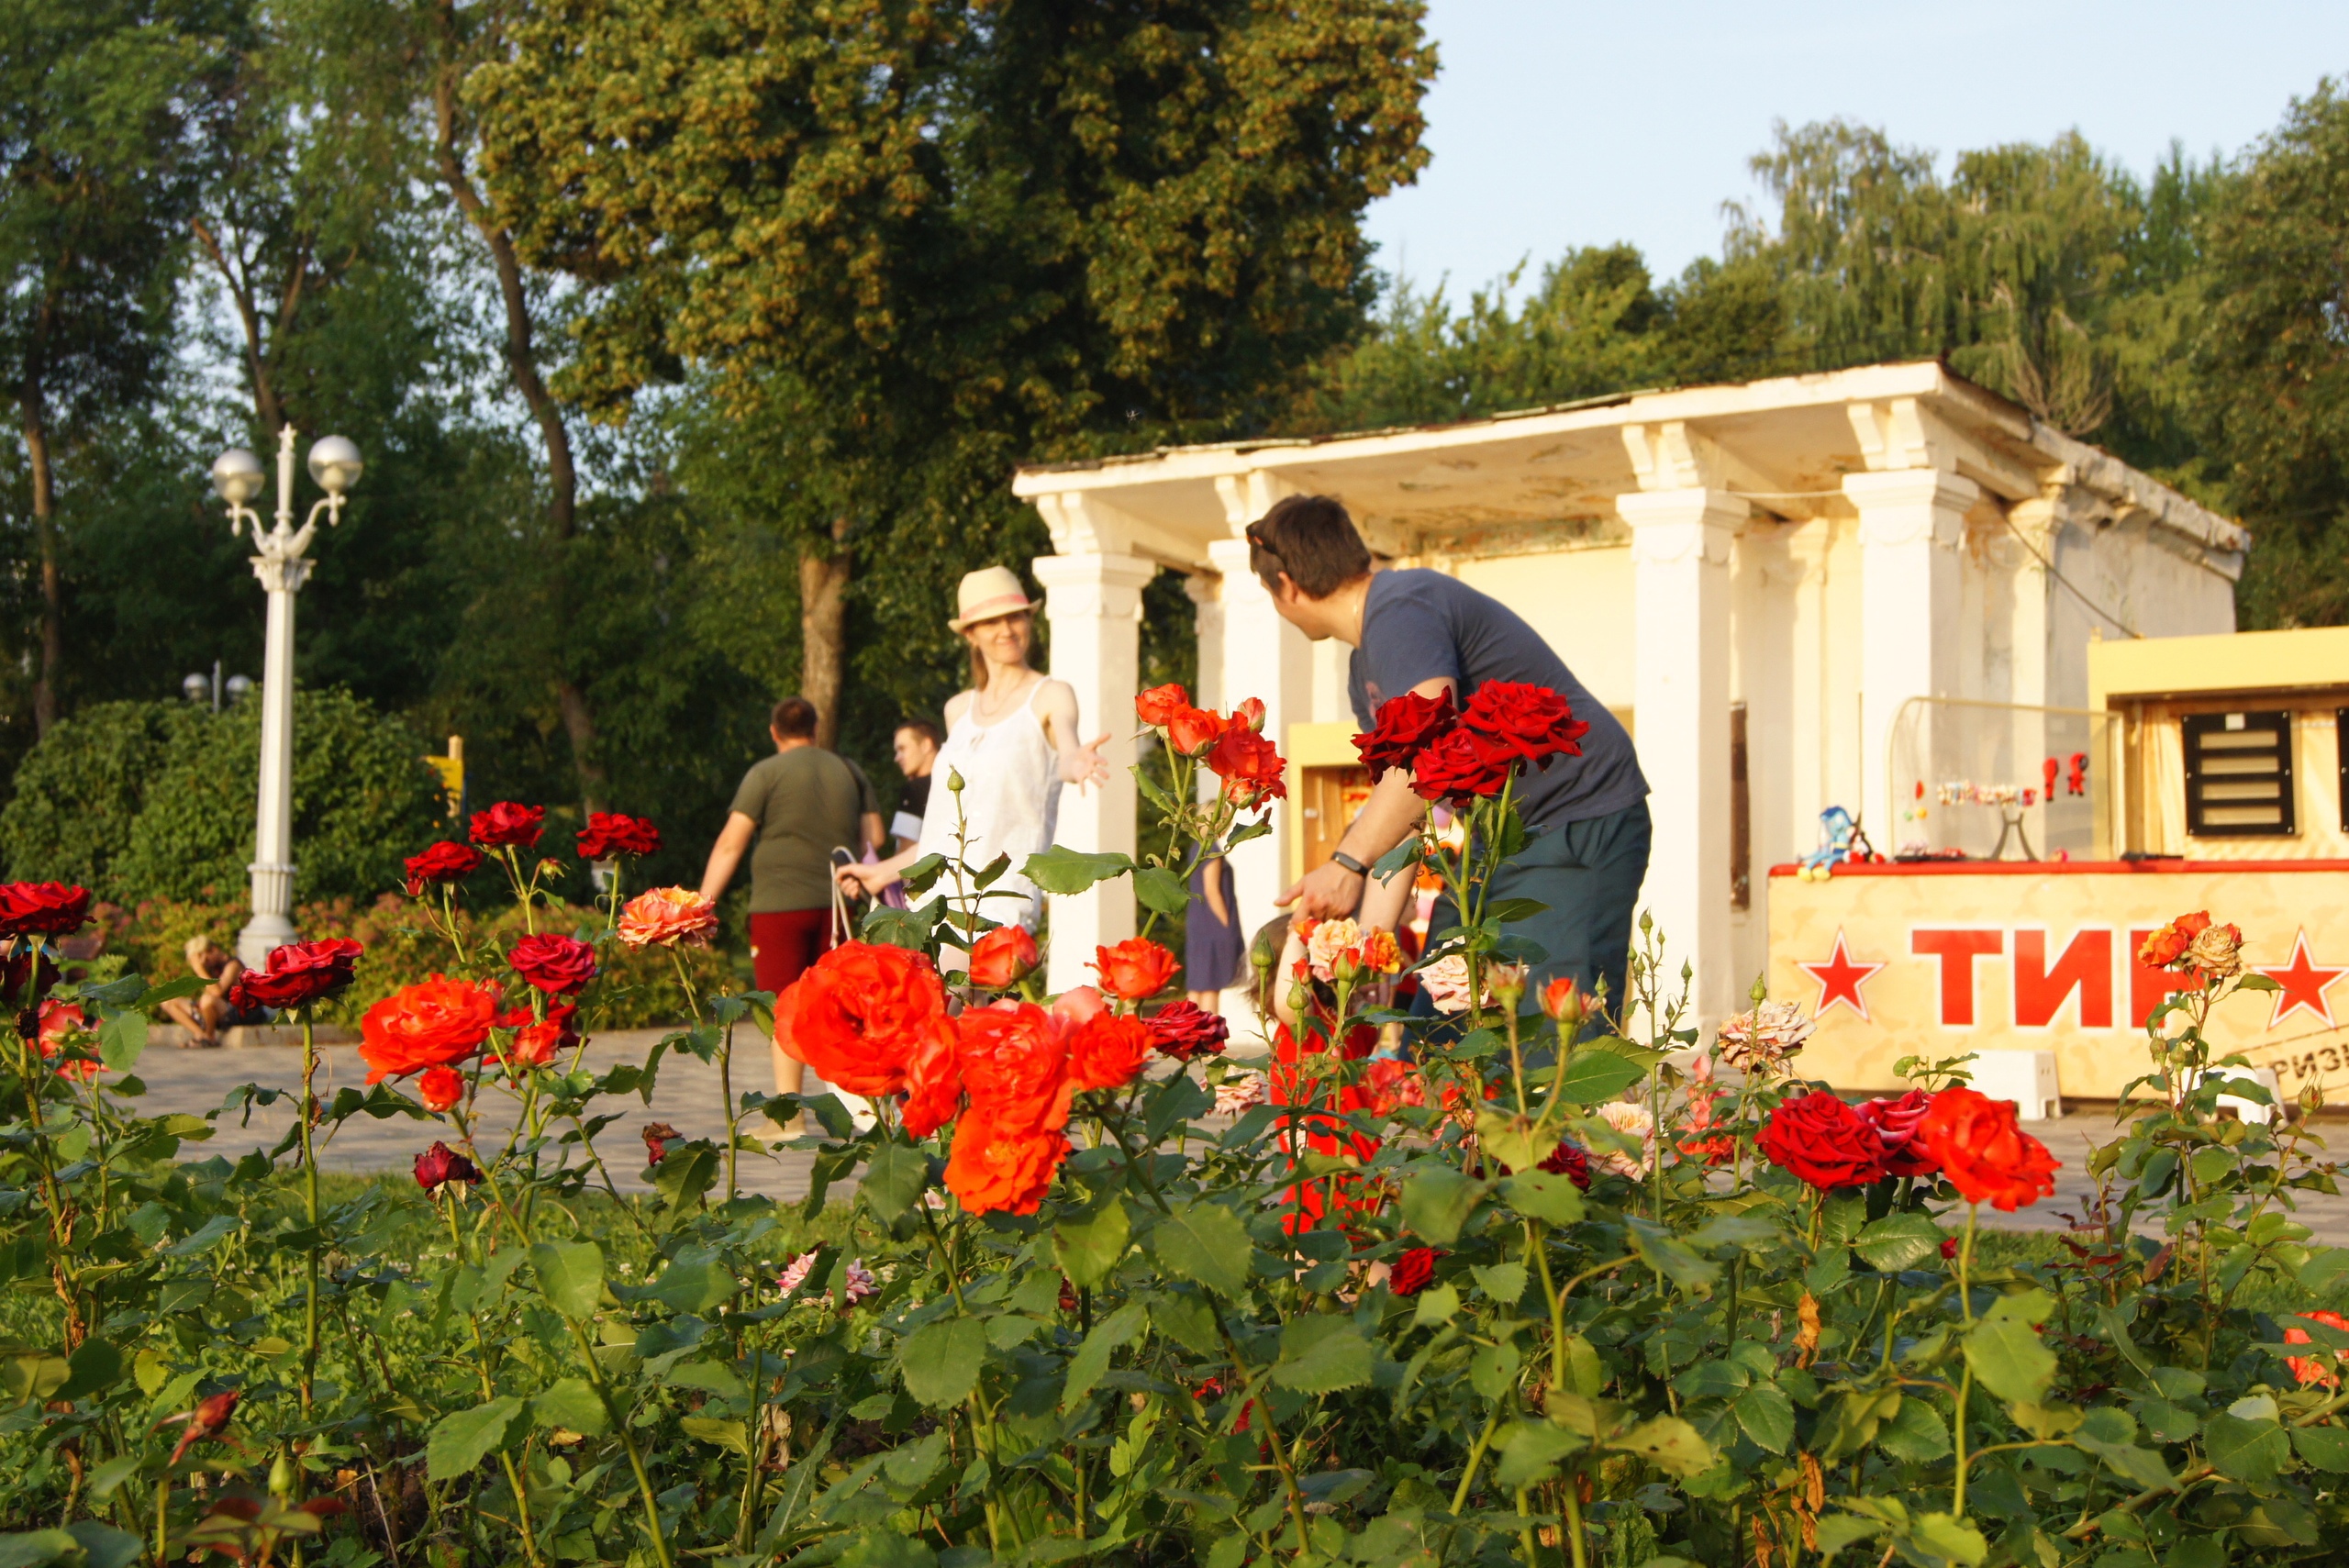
2025, 421, 2251, 555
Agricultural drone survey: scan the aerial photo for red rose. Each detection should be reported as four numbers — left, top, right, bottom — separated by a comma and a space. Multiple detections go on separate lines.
170, 1388, 240, 1465
1461, 681, 1590, 769
1917, 1086, 2060, 1212
953, 999, 1074, 1132
2285, 1310, 2349, 1388
1166, 706, 1226, 757
413, 1140, 482, 1193
1148, 999, 1229, 1062
1354, 690, 1459, 781
901, 1022, 965, 1139
0, 882, 91, 939
1757, 1091, 1886, 1190
1135, 684, 1191, 728
1230, 696, 1265, 733
1205, 724, 1287, 807
505, 1004, 579, 1070
37, 1001, 97, 1081
1940, 1238, 1960, 1261
967, 926, 1040, 990
944, 1101, 1071, 1216
1858, 1090, 1940, 1179
358, 975, 504, 1083
641, 1121, 679, 1166
1408, 727, 1515, 803
1389, 1246, 1441, 1296
417, 1065, 465, 1112
575, 812, 662, 860
509, 932, 598, 995
405, 841, 484, 897
229, 939, 364, 1012
1092, 939, 1180, 1001
1066, 1011, 1152, 1092
470, 802, 545, 849
1539, 1141, 1593, 1189
773, 940, 957, 1099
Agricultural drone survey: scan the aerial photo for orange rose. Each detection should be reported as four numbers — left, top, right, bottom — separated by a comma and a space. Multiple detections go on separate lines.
1066, 1011, 1152, 1092
2137, 911, 2212, 970
944, 1101, 1071, 1216
37, 1000, 97, 1082
774, 940, 956, 1099
2285, 1310, 2349, 1388
617, 886, 719, 949
418, 1065, 465, 1112
967, 926, 1040, 990
1206, 724, 1287, 807
1091, 938, 1180, 1001
953, 1000, 1074, 1132
359, 976, 504, 1084
1166, 706, 1226, 757
901, 1023, 965, 1139
1917, 1085, 2060, 1212
1135, 684, 1191, 728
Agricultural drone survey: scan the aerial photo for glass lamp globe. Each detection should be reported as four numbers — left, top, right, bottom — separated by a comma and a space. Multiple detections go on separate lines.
306, 436, 362, 496
182, 673, 210, 704
211, 448, 266, 506
225, 674, 254, 704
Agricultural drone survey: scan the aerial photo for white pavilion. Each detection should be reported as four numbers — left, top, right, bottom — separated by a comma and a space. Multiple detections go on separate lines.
1009, 361, 2247, 1021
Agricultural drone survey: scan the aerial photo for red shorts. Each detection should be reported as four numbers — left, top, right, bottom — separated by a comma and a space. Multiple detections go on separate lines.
749, 908, 835, 996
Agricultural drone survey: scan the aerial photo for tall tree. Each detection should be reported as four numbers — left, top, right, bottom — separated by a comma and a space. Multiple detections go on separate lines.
0, 0, 217, 733
467, 0, 1435, 740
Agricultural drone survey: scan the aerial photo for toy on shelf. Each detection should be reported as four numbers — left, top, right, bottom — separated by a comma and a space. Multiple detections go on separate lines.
1797, 806, 1879, 881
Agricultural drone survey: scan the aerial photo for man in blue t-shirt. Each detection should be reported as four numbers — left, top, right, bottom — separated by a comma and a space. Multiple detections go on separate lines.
1257, 495, 1652, 1023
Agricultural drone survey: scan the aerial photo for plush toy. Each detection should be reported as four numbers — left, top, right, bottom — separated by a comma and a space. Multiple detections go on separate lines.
1798, 806, 1861, 882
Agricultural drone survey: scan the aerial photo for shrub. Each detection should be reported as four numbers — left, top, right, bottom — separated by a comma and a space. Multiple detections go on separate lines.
0, 700, 203, 891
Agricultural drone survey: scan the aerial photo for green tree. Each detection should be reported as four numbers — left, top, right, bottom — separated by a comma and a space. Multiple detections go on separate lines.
0, 0, 223, 733
111, 684, 442, 902
468, 0, 1436, 745
0, 698, 202, 888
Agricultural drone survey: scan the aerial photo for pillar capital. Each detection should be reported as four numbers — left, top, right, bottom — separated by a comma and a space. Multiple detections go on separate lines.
1615, 486, 1746, 566
1031, 550, 1155, 609
1842, 469, 1979, 550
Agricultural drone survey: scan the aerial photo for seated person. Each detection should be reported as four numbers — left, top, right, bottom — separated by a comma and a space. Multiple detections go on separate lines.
159, 937, 264, 1048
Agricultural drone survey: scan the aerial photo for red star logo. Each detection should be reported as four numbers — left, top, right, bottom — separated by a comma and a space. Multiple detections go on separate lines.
1800, 930, 1887, 1021
2256, 929, 2344, 1029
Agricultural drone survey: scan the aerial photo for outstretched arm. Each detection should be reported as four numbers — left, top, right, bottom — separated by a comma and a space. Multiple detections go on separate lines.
1034, 679, 1110, 793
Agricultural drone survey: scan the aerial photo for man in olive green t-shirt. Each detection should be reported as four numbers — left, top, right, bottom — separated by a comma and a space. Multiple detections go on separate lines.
698, 696, 883, 1098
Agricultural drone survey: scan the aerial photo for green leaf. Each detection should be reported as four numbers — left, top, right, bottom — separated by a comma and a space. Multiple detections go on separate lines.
680, 1417, 750, 1453
530, 1240, 606, 1320
648, 1252, 736, 1316
1021, 847, 1135, 895
2205, 1411, 2290, 1483
427, 1396, 525, 1480
1147, 1291, 1220, 1357
1626, 1216, 1720, 1296
2293, 1424, 2349, 1472
1875, 1399, 1951, 1462
1549, 1050, 1647, 1105
52, 1340, 120, 1402
0, 1531, 81, 1568
1053, 1203, 1130, 1291
1494, 1420, 1580, 1487
1410, 1283, 1460, 1327
530, 1377, 610, 1437
1131, 866, 1191, 917
1499, 1169, 1586, 1225
840, 1528, 937, 1568
1904, 1513, 1987, 1566
162, 1215, 239, 1257
900, 1317, 988, 1407
1474, 1110, 1550, 1174
63, 1525, 139, 1568
1471, 1262, 1527, 1307
83, 1456, 140, 1502
1060, 1302, 1147, 1412
1145, 1201, 1252, 1296
1854, 1212, 1946, 1272
1962, 1289, 2056, 1404
1273, 1317, 1375, 1394
1607, 1415, 1715, 1478
1731, 1385, 1795, 1453
1810, 1517, 1886, 1557
650, 1140, 720, 1211
96, 1012, 145, 1073
862, 1142, 930, 1225
2299, 1248, 2349, 1296
1399, 1167, 1487, 1245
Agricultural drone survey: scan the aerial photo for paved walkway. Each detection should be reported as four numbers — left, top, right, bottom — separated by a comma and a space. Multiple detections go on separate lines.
128, 1034, 2349, 1240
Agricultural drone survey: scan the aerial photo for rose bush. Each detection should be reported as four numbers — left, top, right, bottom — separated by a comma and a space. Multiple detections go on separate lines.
0, 689, 2342, 1568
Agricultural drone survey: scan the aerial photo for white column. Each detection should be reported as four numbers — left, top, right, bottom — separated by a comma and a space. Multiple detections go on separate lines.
1205, 536, 1312, 948
1844, 469, 1978, 843
238, 431, 310, 972
1033, 551, 1156, 995
1185, 571, 1224, 715
1618, 486, 1743, 1021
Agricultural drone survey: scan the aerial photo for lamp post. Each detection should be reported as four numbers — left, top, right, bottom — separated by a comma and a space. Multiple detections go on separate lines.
209, 426, 362, 970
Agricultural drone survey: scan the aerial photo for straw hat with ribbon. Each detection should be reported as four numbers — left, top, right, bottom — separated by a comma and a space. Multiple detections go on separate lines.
947, 565, 1037, 631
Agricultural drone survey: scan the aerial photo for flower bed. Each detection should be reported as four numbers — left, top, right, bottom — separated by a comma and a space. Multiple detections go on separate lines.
0, 695, 2343, 1565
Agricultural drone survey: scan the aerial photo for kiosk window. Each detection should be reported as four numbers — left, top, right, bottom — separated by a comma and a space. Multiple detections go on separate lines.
2183, 710, 2294, 837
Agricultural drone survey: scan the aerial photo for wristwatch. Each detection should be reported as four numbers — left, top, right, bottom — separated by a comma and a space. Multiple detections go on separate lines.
1330, 850, 1368, 876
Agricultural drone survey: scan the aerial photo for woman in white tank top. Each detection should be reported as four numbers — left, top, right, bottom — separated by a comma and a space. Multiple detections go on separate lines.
838, 566, 1109, 942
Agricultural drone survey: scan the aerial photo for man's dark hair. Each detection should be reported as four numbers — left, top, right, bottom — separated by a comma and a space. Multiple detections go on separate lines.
770, 696, 819, 740
896, 717, 942, 748
1247, 494, 1371, 598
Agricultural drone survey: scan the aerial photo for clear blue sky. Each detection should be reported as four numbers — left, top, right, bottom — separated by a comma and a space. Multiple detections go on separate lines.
1364, 1, 2349, 295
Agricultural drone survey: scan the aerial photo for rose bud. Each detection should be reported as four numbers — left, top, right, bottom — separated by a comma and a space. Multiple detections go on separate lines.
413, 1141, 482, 1193
967, 926, 1041, 990
1539, 977, 1585, 1029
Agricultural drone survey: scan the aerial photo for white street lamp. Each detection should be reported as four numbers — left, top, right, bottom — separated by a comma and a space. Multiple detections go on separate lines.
210, 426, 361, 970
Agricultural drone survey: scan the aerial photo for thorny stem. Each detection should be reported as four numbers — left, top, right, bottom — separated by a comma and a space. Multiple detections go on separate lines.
296, 1010, 322, 1418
